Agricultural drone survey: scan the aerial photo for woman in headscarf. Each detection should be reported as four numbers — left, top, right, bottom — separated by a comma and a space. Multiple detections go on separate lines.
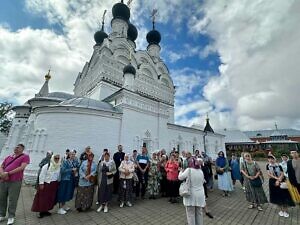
75, 152, 97, 212
267, 155, 294, 218
31, 154, 61, 218
56, 150, 78, 214
118, 153, 135, 207
215, 151, 233, 197
241, 152, 267, 211
178, 157, 205, 225
148, 152, 160, 199
96, 152, 116, 213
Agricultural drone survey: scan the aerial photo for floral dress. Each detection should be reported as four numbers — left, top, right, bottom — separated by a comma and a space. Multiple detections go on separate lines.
148, 159, 160, 196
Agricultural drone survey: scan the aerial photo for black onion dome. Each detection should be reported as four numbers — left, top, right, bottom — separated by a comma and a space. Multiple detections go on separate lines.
123, 63, 136, 75
146, 29, 161, 45
94, 30, 108, 45
204, 118, 214, 133
112, 2, 130, 21
127, 23, 138, 42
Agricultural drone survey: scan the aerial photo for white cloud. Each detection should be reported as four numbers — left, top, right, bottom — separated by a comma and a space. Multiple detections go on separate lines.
1, 0, 300, 132
189, 0, 300, 130
171, 68, 212, 101
0, 0, 147, 104
168, 51, 183, 63
0, 26, 83, 103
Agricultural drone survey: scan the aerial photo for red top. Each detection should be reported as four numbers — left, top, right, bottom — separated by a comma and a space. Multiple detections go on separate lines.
165, 160, 179, 181
1, 154, 30, 182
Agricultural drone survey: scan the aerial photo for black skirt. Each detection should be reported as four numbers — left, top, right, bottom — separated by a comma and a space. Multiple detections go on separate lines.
269, 178, 295, 206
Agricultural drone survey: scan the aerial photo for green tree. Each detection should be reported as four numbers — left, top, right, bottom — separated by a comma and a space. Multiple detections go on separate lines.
0, 102, 14, 136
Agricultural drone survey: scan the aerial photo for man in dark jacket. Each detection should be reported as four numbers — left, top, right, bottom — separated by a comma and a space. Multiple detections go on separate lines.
113, 145, 125, 194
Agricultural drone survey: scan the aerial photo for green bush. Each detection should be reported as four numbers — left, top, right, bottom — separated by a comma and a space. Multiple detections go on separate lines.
252, 151, 266, 159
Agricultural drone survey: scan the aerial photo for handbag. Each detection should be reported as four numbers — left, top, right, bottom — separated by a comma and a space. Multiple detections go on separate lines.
286, 180, 300, 203
279, 182, 288, 189
244, 162, 262, 187
89, 175, 97, 184
133, 172, 139, 182
250, 177, 262, 187
179, 168, 191, 197
216, 168, 224, 175
107, 173, 114, 179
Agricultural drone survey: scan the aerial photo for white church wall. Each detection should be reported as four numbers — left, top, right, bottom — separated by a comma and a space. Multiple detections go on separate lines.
120, 107, 159, 153
167, 125, 204, 154
97, 81, 120, 101
32, 109, 121, 161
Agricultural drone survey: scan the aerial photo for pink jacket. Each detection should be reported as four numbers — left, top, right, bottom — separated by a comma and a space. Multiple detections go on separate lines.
165, 161, 179, 181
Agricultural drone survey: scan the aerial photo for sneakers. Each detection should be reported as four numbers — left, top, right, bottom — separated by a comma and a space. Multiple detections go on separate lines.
126, 201, 132, 207
104, 205, 108, 213
278, 211, 284, 217
283, 212, 289, 218
96, 201, 99, 205
64, 207, 70, 211
7, 218, 14, 225
57, 208, 67, 215
257, 206, 263, 211
248, 204, 255, 209
0, 217, 5, 222
120, 202, 124, 208
96, 205, 103, 212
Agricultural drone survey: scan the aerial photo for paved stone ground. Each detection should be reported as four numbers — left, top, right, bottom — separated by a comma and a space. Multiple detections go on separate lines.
3, 162, 300, 225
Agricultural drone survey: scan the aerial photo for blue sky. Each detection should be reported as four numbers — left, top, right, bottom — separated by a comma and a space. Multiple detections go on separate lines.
0, 0, 53, 31
0, 0, 300, 131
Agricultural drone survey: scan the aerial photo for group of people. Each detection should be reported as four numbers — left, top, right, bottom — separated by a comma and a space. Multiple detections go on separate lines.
214, 149, 300, 219
1, 143, 300, 225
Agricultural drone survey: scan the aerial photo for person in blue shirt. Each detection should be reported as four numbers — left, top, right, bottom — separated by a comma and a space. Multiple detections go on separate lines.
136, 147, 150, 199
75, 153, 97, 212
56, 151, 78, 215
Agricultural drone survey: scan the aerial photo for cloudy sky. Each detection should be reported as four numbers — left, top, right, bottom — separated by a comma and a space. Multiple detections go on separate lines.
0, 0, 299, 131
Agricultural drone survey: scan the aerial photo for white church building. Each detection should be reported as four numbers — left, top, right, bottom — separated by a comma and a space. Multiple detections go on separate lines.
0, 1, 224, 181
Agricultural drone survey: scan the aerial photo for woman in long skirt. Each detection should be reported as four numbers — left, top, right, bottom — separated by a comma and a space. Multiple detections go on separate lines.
148, 152, 160, 199
241, 153, 268, 211
267, 155, 295, 218
75, 153, 97, 211
56, 151, 78, 214
31, 154, 61, 218
215, 151, 233, 196
97, 152, 116, 213
229, 154, 242, 186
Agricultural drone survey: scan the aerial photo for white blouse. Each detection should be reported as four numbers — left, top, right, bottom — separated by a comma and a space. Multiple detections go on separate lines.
39, 164, 60, 184
178, 168, 206, 207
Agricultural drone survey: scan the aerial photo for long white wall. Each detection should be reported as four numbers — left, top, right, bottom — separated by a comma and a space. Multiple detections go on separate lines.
120, 107, 160, 152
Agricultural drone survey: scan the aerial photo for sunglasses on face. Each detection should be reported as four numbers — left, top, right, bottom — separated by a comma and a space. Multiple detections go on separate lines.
54, 157, 60, 160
